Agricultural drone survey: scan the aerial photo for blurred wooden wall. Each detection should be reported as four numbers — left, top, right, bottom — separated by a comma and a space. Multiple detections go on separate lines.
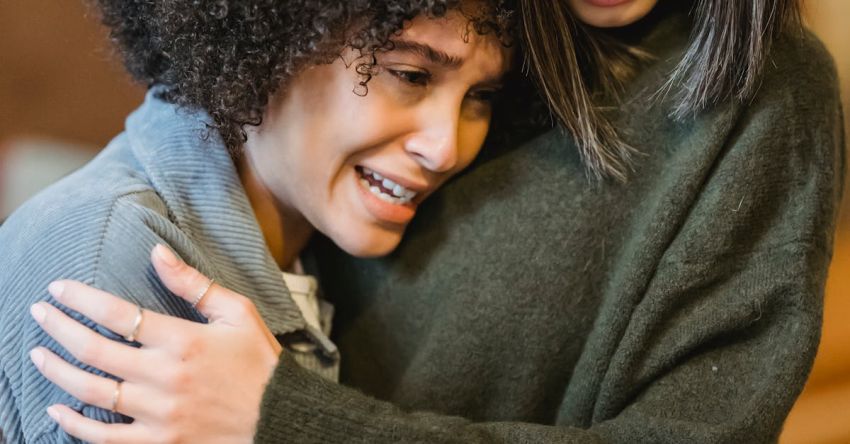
0, 1, 848, 442
0, 0, 143, 150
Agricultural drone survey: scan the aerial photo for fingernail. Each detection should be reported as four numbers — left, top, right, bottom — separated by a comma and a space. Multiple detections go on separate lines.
155, 244, 181, 267
47, 281, 65, 300
47, 405, 60, 423
30, 348, 45, 369
30, 303, 46, 324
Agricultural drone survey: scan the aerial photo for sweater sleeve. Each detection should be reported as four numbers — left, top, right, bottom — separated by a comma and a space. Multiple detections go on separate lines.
257, 243, 834, 444
254, 34, 845, 444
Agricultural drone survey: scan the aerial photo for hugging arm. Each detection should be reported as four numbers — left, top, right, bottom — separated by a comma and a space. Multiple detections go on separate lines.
33, 107, 843, 444
256, 248, 830, 443
20, 32, 844, 444
30, 206, 835, 444
254, 38, 845, 444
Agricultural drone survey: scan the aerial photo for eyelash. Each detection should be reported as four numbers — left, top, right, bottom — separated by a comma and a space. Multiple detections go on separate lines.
468, 89, 499, 103
387, 69, 499, 103
388, 68, 431, 86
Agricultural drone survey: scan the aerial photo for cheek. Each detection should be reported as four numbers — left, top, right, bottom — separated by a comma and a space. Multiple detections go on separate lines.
456, 119, 491, 169
278, 73, 373, 179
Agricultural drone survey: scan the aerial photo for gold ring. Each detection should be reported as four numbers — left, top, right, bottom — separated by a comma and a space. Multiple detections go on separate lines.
111, 380, 122, 413
124, 305, 143, 342
192, 278, 215, 308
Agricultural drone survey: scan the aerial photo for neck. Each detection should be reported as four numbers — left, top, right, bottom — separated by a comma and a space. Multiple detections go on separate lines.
236, 154, 313, 270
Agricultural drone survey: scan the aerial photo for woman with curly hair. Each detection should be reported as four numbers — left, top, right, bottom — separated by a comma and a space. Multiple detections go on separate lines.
0, 0, 521, 442
3, 0, 845, 442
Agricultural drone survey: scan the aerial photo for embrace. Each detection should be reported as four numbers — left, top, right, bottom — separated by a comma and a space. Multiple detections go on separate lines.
0, 0, 843, 443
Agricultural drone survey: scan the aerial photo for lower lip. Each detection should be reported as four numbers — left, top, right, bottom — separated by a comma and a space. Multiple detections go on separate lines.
583, 0, 631, 6
355, 174, 417, 225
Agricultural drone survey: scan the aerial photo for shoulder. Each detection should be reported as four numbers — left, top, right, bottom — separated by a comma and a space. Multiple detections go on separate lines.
0, 133, 202, 335
705, 28, 843, 172
0, 137, 168, 283
664, 29, 844, 261
0, 137, 191, 441
751, 28, 840, 124
768, 28, 838, 86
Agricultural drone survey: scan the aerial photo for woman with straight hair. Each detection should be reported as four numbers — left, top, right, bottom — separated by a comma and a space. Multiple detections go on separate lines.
13, 0, 844, 442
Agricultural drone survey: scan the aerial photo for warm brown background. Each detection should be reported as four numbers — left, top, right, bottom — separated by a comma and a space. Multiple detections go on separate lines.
1, 1, 848, 442
0, 0, 144, 149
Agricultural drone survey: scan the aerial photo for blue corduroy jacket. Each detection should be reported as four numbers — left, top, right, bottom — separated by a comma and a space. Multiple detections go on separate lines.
0, 88, 324, 443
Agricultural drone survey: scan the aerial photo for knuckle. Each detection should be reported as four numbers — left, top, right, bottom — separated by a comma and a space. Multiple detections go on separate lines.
233, 295, 257, 317
177, 334, 204, 358
179, 342, 203, 363
159, 429, 184, 444
170, 333, 193, 353
168, 333, 190, 353
159, 400, 186, 430
163, 366, 192, 392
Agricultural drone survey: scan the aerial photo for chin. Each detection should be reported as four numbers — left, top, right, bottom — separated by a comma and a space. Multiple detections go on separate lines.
331, 228, 405, 258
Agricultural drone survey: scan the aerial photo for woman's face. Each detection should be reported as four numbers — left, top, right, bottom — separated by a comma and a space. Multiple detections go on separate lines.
243, 9, 511, 257
567, 0, 658, 28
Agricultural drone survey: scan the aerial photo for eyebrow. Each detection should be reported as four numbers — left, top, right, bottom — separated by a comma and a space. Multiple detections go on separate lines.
388, 40, 465, 69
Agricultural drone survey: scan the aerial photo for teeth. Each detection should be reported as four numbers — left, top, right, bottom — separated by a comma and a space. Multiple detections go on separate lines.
392, 184, 405, 197
358, 166, 419, 205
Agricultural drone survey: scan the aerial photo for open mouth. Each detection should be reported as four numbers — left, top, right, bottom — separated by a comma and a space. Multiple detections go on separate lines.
356, 166, 418, 205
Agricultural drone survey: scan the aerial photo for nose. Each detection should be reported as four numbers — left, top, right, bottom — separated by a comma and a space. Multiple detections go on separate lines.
403, 113, 459, 173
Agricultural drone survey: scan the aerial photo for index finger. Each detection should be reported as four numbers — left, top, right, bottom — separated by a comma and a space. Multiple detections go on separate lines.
47, 280, 200, 348
150, 244, 255, 323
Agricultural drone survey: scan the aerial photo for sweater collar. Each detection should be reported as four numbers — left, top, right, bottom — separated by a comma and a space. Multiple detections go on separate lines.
124, 86, 306, 336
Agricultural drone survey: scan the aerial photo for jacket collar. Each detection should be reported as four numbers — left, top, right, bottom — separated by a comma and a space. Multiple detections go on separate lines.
124, 86, 306, 336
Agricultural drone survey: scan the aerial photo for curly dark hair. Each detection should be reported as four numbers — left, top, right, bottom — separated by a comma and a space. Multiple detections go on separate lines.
95, 0, 523, 153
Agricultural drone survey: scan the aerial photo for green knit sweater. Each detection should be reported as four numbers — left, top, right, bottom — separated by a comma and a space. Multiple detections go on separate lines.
255, 13, 845, 444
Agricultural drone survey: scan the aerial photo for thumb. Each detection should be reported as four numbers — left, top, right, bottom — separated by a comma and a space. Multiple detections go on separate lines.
151, 244, 237, 322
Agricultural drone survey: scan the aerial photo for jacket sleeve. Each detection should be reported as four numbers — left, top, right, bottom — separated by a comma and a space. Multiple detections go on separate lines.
254, 34, 845, 444
1, 191, 205, 444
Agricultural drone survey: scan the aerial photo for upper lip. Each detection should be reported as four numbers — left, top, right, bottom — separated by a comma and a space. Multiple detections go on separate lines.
359, 166, 430, 194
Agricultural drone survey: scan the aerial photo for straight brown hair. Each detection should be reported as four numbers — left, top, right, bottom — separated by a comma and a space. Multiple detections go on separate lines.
519, 0, 802, 182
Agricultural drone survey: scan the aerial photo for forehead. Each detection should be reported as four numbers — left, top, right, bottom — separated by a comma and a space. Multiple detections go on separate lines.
395, 9, 513, 77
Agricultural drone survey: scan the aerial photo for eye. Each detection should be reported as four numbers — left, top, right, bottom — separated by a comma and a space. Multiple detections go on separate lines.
467, 88, 501, 104
388, 68, 431, 86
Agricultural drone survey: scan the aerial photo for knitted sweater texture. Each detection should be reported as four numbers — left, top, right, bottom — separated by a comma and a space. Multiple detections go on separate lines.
255, 15, 845, 444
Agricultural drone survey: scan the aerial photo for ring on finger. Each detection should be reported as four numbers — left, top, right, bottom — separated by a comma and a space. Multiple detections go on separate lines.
111, 380, 122, 413
124, 305, 144, 342
192, 278, 215, 308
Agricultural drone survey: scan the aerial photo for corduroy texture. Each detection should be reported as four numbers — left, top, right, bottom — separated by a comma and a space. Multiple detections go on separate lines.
0, 88, 340, 443
255, 14, 845, 444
